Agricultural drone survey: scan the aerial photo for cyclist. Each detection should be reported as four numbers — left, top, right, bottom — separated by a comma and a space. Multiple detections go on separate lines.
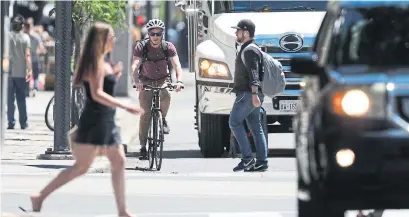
131, 19, 184, 160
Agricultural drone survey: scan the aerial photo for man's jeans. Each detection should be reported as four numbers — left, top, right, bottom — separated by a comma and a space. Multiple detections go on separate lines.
8, 77, 28, 126
32, 61, 41, 90
229, 92, 268, 165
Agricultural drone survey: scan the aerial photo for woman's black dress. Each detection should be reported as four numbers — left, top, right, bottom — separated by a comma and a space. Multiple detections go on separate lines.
74, 73, 122, 146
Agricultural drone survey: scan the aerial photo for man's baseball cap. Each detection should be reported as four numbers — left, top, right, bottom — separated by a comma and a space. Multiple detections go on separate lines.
11, 15, 24, 25
231, 19, 255, 35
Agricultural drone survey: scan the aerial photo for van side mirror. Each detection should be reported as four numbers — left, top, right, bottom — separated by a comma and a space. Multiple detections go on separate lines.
290, 54, 324, 76
202, 15, 209, 28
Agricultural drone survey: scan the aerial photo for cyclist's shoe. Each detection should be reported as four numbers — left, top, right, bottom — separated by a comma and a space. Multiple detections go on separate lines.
163, 118, 170, 134
138, 147, 148, 160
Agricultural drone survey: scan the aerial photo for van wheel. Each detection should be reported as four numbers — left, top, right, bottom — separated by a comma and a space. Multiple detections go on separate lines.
199, 113, 228, 158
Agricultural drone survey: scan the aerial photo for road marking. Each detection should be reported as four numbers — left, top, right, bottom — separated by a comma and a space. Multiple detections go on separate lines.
0, 171, 296, 179
95, 211, 293, 217
209, 212, 284, 217
345, 210, 409, 217
2, 188, 295, 198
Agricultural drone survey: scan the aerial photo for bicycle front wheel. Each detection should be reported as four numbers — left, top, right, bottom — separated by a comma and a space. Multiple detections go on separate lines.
147, 114, 155, 170
45, 95, 55, 131
154, 111, 164, 171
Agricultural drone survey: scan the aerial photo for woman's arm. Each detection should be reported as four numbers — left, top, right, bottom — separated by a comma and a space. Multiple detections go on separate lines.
88, 67, 127, 109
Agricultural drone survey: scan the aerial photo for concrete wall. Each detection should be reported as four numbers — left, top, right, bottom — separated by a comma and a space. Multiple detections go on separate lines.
112, 4, 133, 97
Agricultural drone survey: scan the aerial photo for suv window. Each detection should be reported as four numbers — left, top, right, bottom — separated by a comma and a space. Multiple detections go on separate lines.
331, 6, 409, 66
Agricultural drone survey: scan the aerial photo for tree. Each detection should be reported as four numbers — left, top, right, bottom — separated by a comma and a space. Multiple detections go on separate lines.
72, 0, 128, 68
49, 0, 128, 126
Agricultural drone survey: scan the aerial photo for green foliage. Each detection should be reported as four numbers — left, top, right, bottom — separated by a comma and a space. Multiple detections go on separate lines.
72, 0, 127, 29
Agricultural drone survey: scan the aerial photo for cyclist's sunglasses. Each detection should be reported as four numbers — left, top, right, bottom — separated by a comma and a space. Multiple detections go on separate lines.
149, 31, 163, 37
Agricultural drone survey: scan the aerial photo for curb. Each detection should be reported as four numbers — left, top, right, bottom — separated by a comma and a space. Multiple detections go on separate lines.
0, 213, 35, 217
36, 153, 74, 160
33, 155, 112, 174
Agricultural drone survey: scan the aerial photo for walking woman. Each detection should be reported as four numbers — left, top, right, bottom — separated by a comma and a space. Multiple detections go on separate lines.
28, 22, 142, 217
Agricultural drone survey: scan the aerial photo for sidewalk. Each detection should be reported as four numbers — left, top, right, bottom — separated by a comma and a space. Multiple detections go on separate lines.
2, 69, 194, 172
2, 88, 141, 172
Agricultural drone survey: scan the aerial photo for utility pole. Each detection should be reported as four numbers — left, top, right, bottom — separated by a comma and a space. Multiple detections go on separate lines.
164, 0, 170, 40
1, 0, 11, 147
146, 1, 152, 21
53, 1, 72, 153
39, 1, 72, 159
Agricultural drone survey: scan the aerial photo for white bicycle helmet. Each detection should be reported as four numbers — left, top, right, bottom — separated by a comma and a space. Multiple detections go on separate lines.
145, 19, 165, 30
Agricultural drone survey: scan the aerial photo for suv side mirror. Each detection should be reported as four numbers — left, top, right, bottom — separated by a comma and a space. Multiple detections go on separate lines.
290, 54, 324, 76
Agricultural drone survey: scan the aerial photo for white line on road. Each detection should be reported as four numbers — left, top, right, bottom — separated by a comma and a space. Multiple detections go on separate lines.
0, 171, 296, 179
209, 212, 284, 217
95, 211, 294, 217
345, 210, 409, 217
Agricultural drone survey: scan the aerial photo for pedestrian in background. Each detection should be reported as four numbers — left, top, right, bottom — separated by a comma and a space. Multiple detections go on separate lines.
8, 14, 32, 130
23, 18, 46, 96
29, 22, 142, 217
229, 19, 268, 172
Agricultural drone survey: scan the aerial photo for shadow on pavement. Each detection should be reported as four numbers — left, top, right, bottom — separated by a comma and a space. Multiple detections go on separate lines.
25, 164, 72, 169
126, 149, 204, 159
125, 166, 156, 172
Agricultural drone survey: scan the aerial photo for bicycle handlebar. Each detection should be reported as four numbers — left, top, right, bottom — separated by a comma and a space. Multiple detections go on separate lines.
132, 83, 185, 91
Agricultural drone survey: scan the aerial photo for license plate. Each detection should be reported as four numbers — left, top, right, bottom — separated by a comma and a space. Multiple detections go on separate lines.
279, 100, 300, 112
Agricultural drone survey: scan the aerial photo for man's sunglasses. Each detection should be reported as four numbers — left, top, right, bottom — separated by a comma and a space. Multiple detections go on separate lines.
149, 32, 163, 37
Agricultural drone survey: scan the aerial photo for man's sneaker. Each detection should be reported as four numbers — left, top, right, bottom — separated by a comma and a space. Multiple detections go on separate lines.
162, 118, 170, 134
138, 147, 148, 160
233, 159, 256, 172
21, 123, 28, 130
245, 163, 268, 172
7, 125, 15, 130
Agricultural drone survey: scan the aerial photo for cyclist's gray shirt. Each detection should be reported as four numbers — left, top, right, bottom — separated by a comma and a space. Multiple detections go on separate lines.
9, 31, 31, 78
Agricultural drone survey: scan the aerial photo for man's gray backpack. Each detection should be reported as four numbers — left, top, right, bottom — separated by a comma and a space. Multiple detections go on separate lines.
241, 43, 286, 98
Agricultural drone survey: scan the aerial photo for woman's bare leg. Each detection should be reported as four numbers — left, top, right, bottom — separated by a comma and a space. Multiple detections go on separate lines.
106, 144, 132, 217
30, 144, 98, 212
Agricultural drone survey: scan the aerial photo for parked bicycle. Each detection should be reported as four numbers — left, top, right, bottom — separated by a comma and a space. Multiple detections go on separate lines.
45, 76, 85, 131
134, 83, 184, 171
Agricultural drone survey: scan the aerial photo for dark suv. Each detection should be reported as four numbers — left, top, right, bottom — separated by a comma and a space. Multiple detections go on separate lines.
290, 1, 409, 217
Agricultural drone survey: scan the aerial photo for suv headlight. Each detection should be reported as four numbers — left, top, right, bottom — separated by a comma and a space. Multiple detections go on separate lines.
331, 83, 386, 119
198, 58, 232, 80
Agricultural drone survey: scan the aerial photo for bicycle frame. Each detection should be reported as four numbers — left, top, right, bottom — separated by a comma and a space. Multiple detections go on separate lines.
140, 83, 180, 170
143, 83, 177, 118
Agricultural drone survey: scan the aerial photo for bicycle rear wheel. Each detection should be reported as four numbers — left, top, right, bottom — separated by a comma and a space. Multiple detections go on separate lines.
45, 95, 55, 131
155, 112, 164, 171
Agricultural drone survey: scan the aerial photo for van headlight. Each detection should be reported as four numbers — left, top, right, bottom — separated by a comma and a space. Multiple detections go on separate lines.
198, 58, 231, 80
331, 83, 386, 119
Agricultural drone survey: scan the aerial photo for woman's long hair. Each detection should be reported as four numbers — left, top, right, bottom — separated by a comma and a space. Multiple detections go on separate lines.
73, 22, 110, 86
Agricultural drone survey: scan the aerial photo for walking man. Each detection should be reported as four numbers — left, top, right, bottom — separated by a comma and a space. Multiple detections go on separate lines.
23, 18, 46, 96
8, 15, 32, 130
131, 19, 184, 160
229, 19, 268, 172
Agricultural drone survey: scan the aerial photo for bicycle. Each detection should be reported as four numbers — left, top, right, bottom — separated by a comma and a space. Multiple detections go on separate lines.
45, 77, 85, 131
134, 83, 184, 171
